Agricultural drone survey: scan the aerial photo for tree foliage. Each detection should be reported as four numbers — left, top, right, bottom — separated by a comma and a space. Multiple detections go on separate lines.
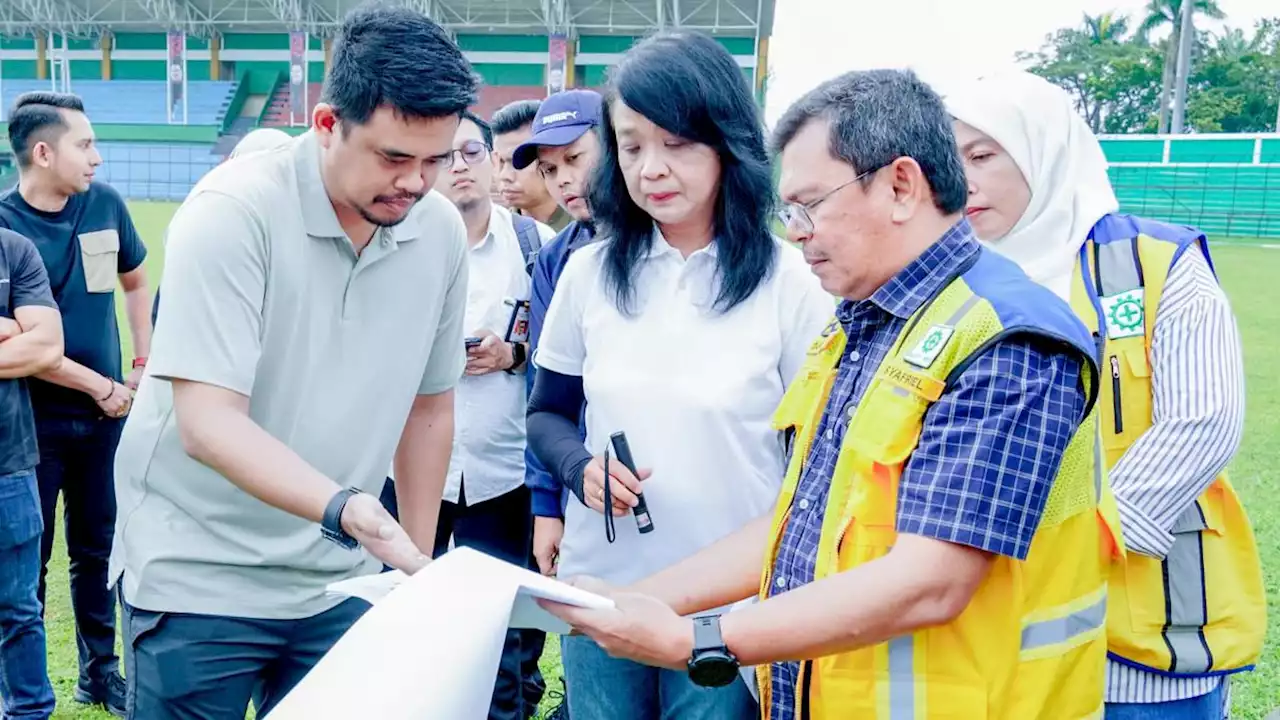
1021, 11, 1280, 134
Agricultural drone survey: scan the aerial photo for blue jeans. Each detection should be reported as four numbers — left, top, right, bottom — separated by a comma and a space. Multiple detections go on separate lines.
561, 634, 757, 720
0, 469, 55, 720
1105, 681, 1228, 720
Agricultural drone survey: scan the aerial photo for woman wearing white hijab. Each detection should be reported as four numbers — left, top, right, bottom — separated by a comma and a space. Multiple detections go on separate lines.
946, 71, 1263, 720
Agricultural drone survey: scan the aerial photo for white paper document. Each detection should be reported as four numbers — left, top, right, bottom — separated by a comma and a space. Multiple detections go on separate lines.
267, 547, 614, 720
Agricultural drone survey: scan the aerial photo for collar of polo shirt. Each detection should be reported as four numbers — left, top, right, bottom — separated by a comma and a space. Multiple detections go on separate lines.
647, 224, 719, 261
293, 131, 422, 247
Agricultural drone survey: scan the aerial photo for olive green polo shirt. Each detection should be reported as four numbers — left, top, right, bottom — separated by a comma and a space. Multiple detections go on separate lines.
109, 131, 469, 619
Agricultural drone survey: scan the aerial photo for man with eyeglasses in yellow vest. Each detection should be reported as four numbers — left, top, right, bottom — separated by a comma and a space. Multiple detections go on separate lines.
538, 68, 1123, 720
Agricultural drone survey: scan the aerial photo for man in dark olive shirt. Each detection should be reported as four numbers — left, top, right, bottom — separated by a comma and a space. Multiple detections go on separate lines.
0, 226, 63, 720
0, 91, 151, 717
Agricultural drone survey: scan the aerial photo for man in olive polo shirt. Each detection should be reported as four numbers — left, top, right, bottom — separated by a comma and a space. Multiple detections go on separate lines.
109, 7, 477, 719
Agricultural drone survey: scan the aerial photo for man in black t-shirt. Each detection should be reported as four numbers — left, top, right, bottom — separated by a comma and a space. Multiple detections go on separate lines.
0, 91, 152, 717
0, 227, 63, 720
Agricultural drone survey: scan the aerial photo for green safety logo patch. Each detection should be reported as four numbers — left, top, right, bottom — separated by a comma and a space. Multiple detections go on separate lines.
903, 325, 954, 369
1101, 290, 1145, 340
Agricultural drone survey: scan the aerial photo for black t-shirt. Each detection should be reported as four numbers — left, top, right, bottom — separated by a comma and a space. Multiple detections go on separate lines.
0, 182, 147, 419
0, 228, 57, 474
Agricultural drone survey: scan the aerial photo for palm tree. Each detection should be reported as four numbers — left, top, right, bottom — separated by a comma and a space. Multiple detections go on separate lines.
1137, 0, 1225, 132
1084, 11, 1130, 44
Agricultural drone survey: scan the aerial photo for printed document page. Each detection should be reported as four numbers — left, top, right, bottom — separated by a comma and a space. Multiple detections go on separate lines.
268, 547, 613, 720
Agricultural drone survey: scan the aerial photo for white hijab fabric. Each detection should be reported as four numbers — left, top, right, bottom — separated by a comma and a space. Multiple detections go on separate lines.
944, 71, 1120, 300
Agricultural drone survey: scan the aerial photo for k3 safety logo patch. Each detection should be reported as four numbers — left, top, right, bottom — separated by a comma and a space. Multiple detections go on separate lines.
1101, 289, 1145, 340
903, 324, 954, 369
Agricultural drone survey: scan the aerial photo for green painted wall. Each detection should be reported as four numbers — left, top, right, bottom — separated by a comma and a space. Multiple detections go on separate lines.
1262, 139, 1280, 164
1167, 138, 1256, 163
474, 63, 543, 86
1098, 139, 1164, 162
0, 36, 36, 50
577, 34, 754, 56
113, 33, 166, 50
458, 34, 548, 52
0, 122, 219, 143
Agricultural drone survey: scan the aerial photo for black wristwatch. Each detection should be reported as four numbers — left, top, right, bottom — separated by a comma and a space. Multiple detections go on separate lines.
504, 342, 527, 375
687, 615, 739, 687
321, 487, 363, 550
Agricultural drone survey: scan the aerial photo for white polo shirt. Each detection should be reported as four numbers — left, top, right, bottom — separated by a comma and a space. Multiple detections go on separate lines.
444, 204, 554, 505
534, 230, 835, 586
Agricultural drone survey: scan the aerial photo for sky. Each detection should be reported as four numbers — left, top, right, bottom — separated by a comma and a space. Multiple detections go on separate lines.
762, 0, 1277, 126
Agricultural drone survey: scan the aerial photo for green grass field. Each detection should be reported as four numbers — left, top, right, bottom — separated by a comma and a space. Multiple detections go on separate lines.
38, 201, 1280, 717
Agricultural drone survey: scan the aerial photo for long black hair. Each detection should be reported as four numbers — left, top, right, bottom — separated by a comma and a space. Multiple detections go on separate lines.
587, 30, 777, 316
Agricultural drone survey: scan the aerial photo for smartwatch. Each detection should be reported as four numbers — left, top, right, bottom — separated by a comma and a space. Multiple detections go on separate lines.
687, 615, 739, 688
504, 342, 527, 375
321, 487, 363, 550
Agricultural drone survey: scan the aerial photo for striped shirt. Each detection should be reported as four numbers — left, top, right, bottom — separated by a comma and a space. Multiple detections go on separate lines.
1104, 245, 1246, 704
767, 222, 1088, 719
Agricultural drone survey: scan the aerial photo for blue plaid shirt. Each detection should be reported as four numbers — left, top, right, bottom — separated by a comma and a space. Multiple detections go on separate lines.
766, 221, 1087, 719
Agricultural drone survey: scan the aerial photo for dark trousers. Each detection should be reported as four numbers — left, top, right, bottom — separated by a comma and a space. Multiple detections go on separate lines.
0, 469, 56, 720
34, 415, 123, 691
380, 479, 544, 720
121, 594, 369, 720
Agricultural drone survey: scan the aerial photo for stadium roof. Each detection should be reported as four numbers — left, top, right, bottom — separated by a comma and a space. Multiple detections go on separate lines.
0, 0, 776, 39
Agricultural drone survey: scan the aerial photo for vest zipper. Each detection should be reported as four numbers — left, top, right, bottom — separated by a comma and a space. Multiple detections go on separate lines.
799, 659, 814, 720
1110, 355, 1123, 434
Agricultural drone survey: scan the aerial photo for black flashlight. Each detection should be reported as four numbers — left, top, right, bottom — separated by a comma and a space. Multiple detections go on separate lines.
609, 431, 654, 534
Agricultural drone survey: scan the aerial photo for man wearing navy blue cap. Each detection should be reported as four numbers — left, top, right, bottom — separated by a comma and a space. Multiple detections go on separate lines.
514, 88, 603, 720
514, 88, 603, 577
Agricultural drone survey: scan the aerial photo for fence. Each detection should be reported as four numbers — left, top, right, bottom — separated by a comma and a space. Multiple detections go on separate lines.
1099, 134, 1280, 240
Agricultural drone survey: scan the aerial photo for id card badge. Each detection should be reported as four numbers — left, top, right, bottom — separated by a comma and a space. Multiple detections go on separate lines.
504, 298, 531, 343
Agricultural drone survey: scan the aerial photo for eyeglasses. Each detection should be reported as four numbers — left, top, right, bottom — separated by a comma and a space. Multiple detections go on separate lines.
778, 164, 886, 235
442, 139, 490, 167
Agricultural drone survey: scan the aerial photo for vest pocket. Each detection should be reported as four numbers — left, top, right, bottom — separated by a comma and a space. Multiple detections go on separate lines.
845, 380, 930, 467
79, 230, 121, 294
1101, 346, 1153, 453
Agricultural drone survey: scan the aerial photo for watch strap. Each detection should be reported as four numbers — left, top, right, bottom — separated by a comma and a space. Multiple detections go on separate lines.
321, 488, 362, 550
505, 342, 527, 374
692, 615, 726, 654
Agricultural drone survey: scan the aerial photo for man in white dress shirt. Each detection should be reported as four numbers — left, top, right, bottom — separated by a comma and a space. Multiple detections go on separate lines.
426, 111, 555, 720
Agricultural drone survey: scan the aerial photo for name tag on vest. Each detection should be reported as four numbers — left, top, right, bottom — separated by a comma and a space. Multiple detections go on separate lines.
1100, 290, 1145, 340
877, 364, 945, 402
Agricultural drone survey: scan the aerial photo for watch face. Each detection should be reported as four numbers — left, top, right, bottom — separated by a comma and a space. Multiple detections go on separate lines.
689, 653, 738, 688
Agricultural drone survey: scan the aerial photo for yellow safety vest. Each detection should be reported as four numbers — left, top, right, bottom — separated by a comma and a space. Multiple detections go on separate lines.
758, 248, 1124, 719
1069, 214, 1266, 678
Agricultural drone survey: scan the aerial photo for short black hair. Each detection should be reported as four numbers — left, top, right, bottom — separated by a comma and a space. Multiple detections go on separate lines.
321, 3, 478, 127
8, 91, 86, 168
771, 69, 968, 215
490, 100, 541, 136
461, 110, 493, 149
590, 30, 777, 316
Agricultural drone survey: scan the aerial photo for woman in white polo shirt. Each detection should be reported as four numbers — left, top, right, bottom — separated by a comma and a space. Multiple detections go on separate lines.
528, 30, 833, 720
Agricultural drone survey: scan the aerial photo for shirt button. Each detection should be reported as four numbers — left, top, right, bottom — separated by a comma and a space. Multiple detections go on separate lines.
798, 498, 810, 510
849, 350, 861, 362
824, 429, 833, 441
775, 576, 787, 589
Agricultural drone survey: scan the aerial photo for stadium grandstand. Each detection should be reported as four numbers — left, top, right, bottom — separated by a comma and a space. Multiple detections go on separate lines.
0, 0, 777, 198
0, 1, 1276, 240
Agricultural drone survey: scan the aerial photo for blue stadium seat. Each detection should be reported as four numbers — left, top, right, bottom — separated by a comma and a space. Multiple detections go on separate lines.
1, 79, 237, 125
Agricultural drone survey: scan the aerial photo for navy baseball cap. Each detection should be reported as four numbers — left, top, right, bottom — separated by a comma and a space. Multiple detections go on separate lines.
512, 89, 604, 170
